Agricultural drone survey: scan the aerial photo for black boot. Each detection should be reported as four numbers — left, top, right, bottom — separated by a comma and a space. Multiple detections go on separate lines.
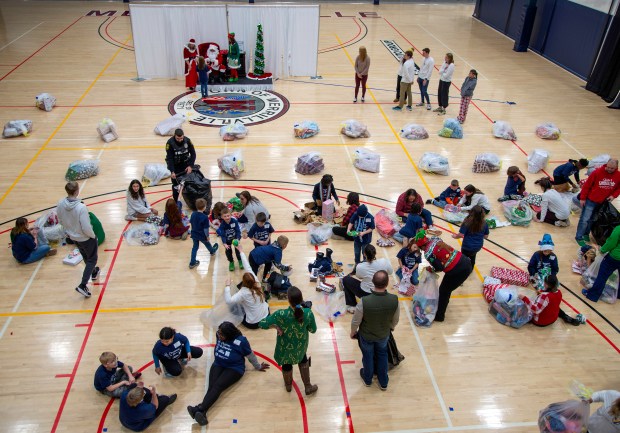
325, 248, 333, 260
315, 251, 325, 261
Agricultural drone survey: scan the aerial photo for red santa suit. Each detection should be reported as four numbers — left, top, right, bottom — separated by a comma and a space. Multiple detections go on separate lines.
184, 38, 198, 90
205, 44, 226, 83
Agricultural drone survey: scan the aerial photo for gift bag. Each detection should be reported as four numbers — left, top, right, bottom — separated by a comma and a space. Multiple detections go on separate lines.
437, 118, 463, 139
123, 223, 160, 246
412, 271, 439, 327
96, 118, 118, 143
586, 154, 610, 175
353, 148, 380, 173
217, 150, 244, 179
35, 93, 56, 112
294, 120, 320, 139
295, 152, 324, 175
419, 152, 450, 176
154, 114, 186, 136
322, 199, 335, 222
490, 266, 530, 287
538, 400, 590, 433
142, 163, 171, 187
89, 212, 105, 245
535, 122, 561, 140
482, 276, 510, 303
528, 149, 550, 173
489, 297, 532, 329
65, 160, 99, 181
307, 223, 333, 245
200, 293, 245, 328
313, 291, 346, 322
63, 248, 83, 266
492, 120, 517, 140
502, 201, 533, 226
472, 153, 501, 173
219, 124, 248, 141
341, 119, 370, 138
601, 270, 619, 304
590, 201, 620, 246
3, 120, 33, 138
400, 123, 429, 140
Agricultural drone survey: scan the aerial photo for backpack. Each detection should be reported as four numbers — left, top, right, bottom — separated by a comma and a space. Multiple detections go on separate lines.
89, 212, 105, 245
267, 272, 292, 294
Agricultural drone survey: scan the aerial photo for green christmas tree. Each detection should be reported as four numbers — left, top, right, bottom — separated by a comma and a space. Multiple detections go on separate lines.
253, 24, 265, 76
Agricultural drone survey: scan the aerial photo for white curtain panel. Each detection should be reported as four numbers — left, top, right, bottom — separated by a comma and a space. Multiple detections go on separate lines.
129, 4, 228, 79
227, 5, 319, 78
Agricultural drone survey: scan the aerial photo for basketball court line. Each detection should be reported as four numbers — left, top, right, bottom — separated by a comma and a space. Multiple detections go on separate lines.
0, 260, 44, 339
0, 21, 45, 52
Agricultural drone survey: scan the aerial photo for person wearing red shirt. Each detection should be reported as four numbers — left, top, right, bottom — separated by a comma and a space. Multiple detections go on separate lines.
395, 189, 434, 229
332, 192, 360, 241
184, 38, 198, 91
520, 275, 581, 326
574, 159, 620, 246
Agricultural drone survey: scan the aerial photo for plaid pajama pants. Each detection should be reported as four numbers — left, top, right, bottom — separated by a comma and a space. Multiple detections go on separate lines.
457, 96, 472, 123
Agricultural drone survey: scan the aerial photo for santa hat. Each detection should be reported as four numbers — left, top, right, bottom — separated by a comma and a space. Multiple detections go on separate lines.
228, 33, 235, 39
538, 234, 554, 251
189, 38, 196, 44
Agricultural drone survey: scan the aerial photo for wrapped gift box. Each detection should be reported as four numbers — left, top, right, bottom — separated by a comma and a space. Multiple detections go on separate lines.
490, 266, 529, 287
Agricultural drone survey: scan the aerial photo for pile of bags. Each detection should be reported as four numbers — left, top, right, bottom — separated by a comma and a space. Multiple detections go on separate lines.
142, 163, 171, 187
492, 120, 517, 140
124, 223, 160, 246
341, 119, 370, 138
528, 148, 550, 173
217, 150, 244, 179
3, 120, 33, 138
353, 148, 380, 173
219, 124, 248, 141
438, 118, 463, 139
295, 152, 324, 175
400, 123, 429, 140
154, 114, 186, 136
35, 93, 56, 112
419, 152, 449, 176
472, 153, 501, 173
65, 159, 99, 181
96, 118, 118, 143
535, 122, 561, 140
294, 120, 319, 139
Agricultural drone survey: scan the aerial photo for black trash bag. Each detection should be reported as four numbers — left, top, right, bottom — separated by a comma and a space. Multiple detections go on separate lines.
356, 331, 404, 371
179, 167, 212, 212
267, 272, 292, 294
591, 201, 620, 245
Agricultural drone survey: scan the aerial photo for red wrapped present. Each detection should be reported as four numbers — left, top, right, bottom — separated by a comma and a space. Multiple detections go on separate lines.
483, 282, 510, 303
490, 266, 529, 287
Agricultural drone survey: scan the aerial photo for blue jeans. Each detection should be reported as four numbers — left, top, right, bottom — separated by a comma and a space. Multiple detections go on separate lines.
395, 267, 419, 285
574, 198, 599, 241
22, 245, 51, 264
190, 238, 216, 265
359, 334, 389, 388
353, 238, 369, 264
586, 255, 620, 302
431, 199, 447, 209
417, 77, 430, 104
200, 81, 208, 98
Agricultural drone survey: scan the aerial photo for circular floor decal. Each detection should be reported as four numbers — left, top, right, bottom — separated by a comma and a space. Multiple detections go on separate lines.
168, 89, 289, 127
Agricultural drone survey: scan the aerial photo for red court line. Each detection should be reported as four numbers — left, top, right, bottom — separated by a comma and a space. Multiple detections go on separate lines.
55, 374, 71, 378
74, 323, 89, 327
104, 16, 133, 49
329, 321, 355, 433
103, 249, 116, 252
0, 16, 83, 82
340, 360, 356, 364
319, 17, 362, 51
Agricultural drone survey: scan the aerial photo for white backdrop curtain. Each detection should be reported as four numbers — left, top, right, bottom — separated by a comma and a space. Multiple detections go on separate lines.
129, 4, 228, 79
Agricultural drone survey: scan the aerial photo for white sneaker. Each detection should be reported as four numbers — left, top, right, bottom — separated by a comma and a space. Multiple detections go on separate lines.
353, 98, 357, 103
426, 104, 431, 111
361, 97, 365, 102
555, 219, 570, 227
346, 306, 356, 314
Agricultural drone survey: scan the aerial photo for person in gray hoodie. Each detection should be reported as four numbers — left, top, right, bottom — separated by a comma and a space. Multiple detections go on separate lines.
456, 69, 477, 124
56, 181, 100, 298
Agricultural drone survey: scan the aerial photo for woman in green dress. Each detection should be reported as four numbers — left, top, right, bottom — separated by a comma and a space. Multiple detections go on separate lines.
227, 33, 241, 82
259, 286, 318, 395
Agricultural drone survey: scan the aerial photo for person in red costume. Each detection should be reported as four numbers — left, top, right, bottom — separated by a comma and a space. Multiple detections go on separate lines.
227, 33, 241, 82
184, 38, 198, 91
414, 230, 472, 322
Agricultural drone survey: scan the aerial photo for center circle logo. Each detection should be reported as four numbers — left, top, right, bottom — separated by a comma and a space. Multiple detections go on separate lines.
168, 90, 290, 127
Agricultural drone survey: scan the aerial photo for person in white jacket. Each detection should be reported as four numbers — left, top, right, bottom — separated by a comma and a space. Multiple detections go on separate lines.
126, 179, 159, 221
416, 47, 435, 110
237, 191, 269, 230
458, 184, 491, 213
586, 390, 620, 433
533, 178, 571, 227
393, 50, 415, 111
224, 244, 269, 329
56, 181, 100, 298
434, 53, 455, 115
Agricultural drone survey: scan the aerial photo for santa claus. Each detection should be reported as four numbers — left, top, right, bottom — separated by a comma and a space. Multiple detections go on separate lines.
205, 44, 226, 84
183, 38, 198, 90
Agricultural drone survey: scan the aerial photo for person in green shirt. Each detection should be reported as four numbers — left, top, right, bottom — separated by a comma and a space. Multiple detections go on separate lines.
582, 225, 620, 302
259, 286, 318, 395
227, 33, 241, 82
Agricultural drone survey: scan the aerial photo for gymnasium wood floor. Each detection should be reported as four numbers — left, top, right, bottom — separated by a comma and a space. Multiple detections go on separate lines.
0, 2, 618, 433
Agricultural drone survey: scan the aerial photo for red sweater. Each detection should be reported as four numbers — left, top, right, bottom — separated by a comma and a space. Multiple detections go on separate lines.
579, 166, 620, 204
395, 192, 424, 218
522, 290, 562, 326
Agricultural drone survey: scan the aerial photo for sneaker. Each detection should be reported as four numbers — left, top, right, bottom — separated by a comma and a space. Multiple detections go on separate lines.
316, 279, 336, 294
189, 261, 200, 269
576, 313, 587, 324
361, 97, 365, 102
426, 104, 431, 110
378, 384, 388, 391
554, 220, 570, 227
577, 239, 587, 247
180, 358, 188, 366
433, 107, 442, 112
187, 405, 197, 420
181, 231, 188, 240
425, 199, 432, 205
46, 249, 58, 257
194, 411, 208, 426
583, 235, 591, 242
91, 266, 100, 281
353, 98, 357, 103
359, 368, 371, 387
392, 106, 402, 111
210, 243, 219, 255
440, 110, 447, 115
238, 260, 244, 270
416, 102, 424, 107
229, 262, 235, 272
75, 284, 91, 298
168, 394, 177, 405
346, 306, 356, 314
393, 99, 400, 103
406, 106, 412, 111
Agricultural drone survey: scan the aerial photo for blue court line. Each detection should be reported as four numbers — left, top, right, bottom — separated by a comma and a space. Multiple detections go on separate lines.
279, 78, 516, 105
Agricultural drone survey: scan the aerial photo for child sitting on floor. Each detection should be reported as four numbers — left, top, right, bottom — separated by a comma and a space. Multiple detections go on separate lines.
395, 239, 421, 286
520, 275, 582, 326
395, 202, 424, 245
498, 166, 526, 202
94, 351, 141, 398
162, 198, 189, 240
427, 179, 461, 209
245, 212, 274, 249
528, 233, 558, 290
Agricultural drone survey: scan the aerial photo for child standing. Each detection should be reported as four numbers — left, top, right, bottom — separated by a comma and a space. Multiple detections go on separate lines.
528, 234, 559, 289
10, 217, 56, 264
353, 46, 370, 103
246, 212, 274, 249
498, 166, 526, 202
396, 239, 422, 286
347, 204, 375, 264
520, 275, 581, 326
434, 53, 455, 115
94, 351, 141, 398
217, 207, 242, 271
452, 205, 489, 267
162, 198, 189, 240
427, 179, 461, 208
152, 327, 203, 377
189, 198, 218, 269
456, 69, 477, 124
196, 56, 209, 99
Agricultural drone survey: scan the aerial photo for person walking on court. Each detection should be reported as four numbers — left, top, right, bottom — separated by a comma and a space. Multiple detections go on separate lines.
354, 46, 370, 103
165, 128, 196, 203
350, 270, 399, 391
56, 181, 100, 298
416, 48, 434, 110
393, 50, 415, 111
435, 53, 455, 115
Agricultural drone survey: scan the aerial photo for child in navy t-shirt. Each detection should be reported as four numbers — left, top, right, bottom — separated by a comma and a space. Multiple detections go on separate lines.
498, 166, 526, 202
347, 204, 375, 263
93, 351, 140, 398
189, 198, 219, 269
216, 207, 243, 271
246, 212, 274, 249
396, 239, 422, 285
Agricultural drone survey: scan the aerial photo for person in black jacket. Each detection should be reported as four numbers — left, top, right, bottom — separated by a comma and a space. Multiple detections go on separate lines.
165, 128, 196, 202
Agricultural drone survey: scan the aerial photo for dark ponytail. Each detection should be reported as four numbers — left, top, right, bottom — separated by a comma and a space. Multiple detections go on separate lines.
287, 286, 305, 324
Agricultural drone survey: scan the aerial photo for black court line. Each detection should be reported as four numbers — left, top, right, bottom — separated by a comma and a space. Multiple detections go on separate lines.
319, 18, 368, 54
97, 17, 133, 52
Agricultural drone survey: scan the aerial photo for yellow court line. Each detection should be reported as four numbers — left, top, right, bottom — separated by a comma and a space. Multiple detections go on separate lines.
0, 35, 132, 206
43, 142, 401, 151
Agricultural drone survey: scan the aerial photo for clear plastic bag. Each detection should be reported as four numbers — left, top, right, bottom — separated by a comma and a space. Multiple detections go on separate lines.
295, 152, 324, 175
65, 159, 99, 181
528, 149, 550, 173
492, 120, 517, 140
294, 120, 320, 139
535, 122, 561, 140
472, 153, 501, 173
200, 293, 245, 328
437, 118, 463, 139
489, 297, 532, 328
375, 209, 400, 237
123, 223, 160, 246
154, 114, 186, 136
419, 152, 449, 176
586, 154, 610, 175
538, 399, 590, 433
217, 150, 244, 179
568, 380, 593, 401
353, 148, 380, 173
313, 291, 346, 322
400, 123, 429, 140
3, 120, 33, 138
35, 209, 65, 241
219, 124, 248, 141
341, 119, 370, 138
97, 118, 118, 143
142, 163, 171, 187
307, 222, 333, 245
35, 93, 56, 112
412, 270, 439, 327
580, 254, 603, 289
502, 201, 533, 226
444, 208, 468, 223
601, 270, 619, 304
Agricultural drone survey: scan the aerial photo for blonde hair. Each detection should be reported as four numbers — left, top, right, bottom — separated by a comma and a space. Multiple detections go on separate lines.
358, 46, 367, 61
99, 351, 116, 365
445, 53, 454, 64
277, 235, 289, 248
126, 387, 144, 407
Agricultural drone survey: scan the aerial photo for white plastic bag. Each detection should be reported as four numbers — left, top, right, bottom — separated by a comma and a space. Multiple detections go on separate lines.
35, 209, 65, 241
419, 152, 449, 176
295, 152, 324, 175
438, 118, 463, 139
154, 114, 186, 136
219, 124, 248, 141
502, 201, 533, 226
313, 291, 346, 322
492, 120, 517, 140
412, 270, 439, 327
538, 400, 590, 433
3, 120, 33, 138
353, 148, 380, 173
535, 122, 561, 140
341, 119, 370, 138
472, 153, 501, 173
123, 223, 160, 246
580, 254, 603, 289
96, 118, 118, 143
142, 163, 171, 187
294, 120, 320, 139
65, 160, 99, 181
217, 150, 244, 179
400, 123, 429, 140
586, 154, 610, 175
200, 293, 245, 328
307, 222, 333, 245
528, 149, 550, 173
35, 93, 56, 112
601, 270, 619, 304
